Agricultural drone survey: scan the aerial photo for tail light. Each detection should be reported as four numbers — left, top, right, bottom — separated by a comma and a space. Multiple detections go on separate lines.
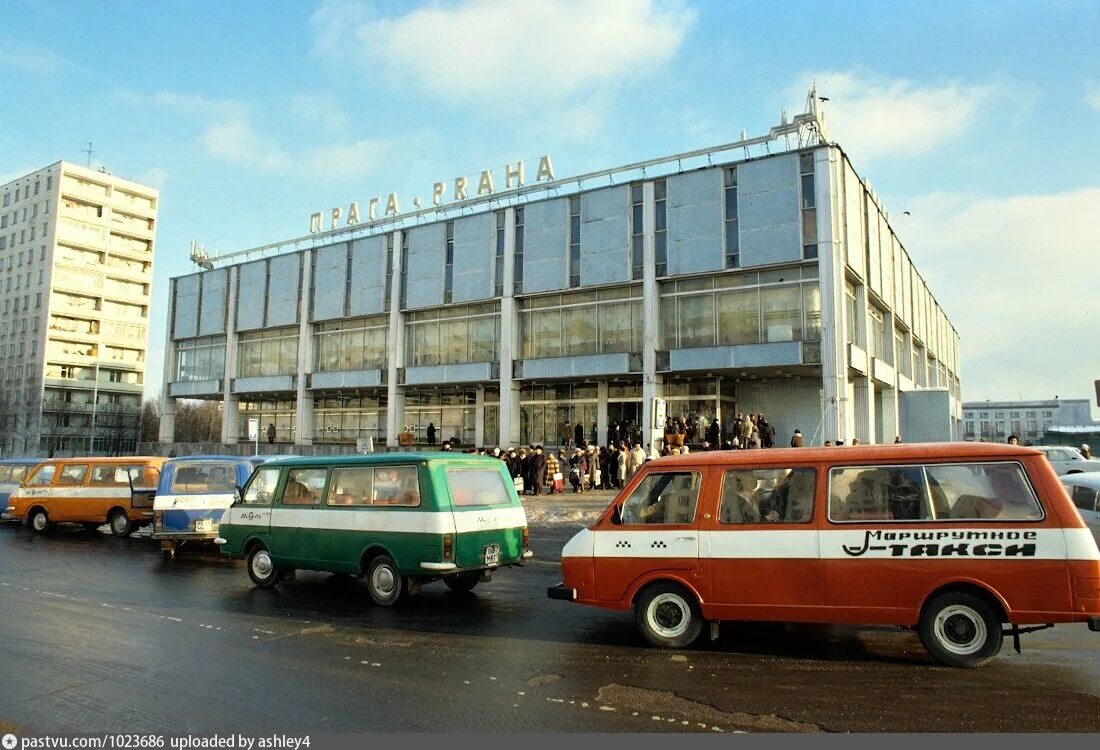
443, 534, 453, 561
522, 526, 529, 549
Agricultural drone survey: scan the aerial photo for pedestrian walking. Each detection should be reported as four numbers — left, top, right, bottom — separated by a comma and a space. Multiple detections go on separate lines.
266, 422, 276, 445
531, 445, 548, 496
426, 422, 437, 446
574, 421, 584, 450
562, 421, 573, 449
791, 429, 804, 448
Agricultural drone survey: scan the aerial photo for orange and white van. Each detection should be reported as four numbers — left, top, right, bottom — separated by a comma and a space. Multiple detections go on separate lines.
7, 457, 164, 537
548, 443, 1100, 667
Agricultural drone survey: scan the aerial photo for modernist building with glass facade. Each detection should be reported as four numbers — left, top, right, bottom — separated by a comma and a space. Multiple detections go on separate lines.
0, 161, 158, 454
159, 98, 960, 451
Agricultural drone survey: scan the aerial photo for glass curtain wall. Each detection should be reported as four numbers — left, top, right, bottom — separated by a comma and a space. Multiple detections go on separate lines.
313, 393, 387, 444
659, 266, 821, 350
175, 336, 226, 382
663, 377, 738, 444
238, 399, 296, 443
520, 383, 598, 446
405, 302, 500, 367
483, 388, 500, 447
236, 328, 299, 378
520, 286, 642, 359
403, 390, 476, 446
314, 315, 388, 372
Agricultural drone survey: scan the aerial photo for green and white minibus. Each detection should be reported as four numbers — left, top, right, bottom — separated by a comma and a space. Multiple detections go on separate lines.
216, 453, 532, 604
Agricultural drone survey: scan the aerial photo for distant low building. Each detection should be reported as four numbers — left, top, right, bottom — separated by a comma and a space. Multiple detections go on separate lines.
963, 398, 1097, 444
1044, 424, 1100, 449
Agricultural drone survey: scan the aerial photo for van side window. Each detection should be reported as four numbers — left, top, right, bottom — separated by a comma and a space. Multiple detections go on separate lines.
0, 467, 11, 482
328, 467, 373, 506
282, 468, 327, 506
926, 463, 1043, 520
243, 467, 280, 505
829, 466, 927, 521
720, 468, 815, 524
619, 472, 699, 525
28, 465, 55, 486
91, 465, 143, 486
372, 466, 420, 507
58, 465, 88, 486
10, 465, 30, 482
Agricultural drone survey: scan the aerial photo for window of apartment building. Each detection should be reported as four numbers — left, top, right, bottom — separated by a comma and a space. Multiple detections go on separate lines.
0, 238, 6, 251
1, 214, 6, 229
406, 302, 500, 367
2, 193, 8, 207
513, 206, 525, 295
443, 220, 455, 304
494, 210, 505, 297
28, 226, 34, 242
868, 304, 890, 364
800, 153, 818, 260
46, 176, 52, 191
31, 203, 37, 218
521, 287, 642, 359
34, 181, 39, 195
383, 233, 394, 311
314, 315, 387, 373
236, 328, 299, 378
654, 179, 667, 276
844, 280, 859, 345
568, 196, 581, 288
724, 167, 739, 268
630, 184, 644, 281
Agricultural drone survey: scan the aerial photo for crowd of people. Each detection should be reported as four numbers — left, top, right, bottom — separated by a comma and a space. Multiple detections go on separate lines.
453, 442, 654, 495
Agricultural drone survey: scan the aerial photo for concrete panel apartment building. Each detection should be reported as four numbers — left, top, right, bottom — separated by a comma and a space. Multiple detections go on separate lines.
0, 162, 158, 455
158, 94, 960, 453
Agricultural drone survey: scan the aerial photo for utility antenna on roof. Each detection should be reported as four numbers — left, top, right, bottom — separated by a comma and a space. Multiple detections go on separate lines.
82, 141, 95, 168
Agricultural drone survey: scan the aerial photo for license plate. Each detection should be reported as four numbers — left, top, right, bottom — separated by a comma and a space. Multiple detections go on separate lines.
484, 544, 500, 566
195, 519, 213, 534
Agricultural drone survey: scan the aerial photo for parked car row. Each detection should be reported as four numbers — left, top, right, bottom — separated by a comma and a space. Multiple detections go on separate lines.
2, 444, 1099, 668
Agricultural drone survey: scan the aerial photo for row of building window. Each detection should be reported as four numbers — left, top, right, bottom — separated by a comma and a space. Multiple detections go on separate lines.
2, 175, 51, 207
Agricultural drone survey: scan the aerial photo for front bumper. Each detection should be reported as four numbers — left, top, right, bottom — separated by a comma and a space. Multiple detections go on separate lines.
547, 583, 577, 601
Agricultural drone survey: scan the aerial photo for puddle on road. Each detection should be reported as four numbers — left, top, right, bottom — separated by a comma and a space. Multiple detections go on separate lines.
595, 683, 823, 733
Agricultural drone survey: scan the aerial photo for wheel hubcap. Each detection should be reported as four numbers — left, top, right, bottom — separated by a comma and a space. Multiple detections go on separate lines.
113, 516, 126, 532
33, 513, 46, 531
373, 566, 396, 596
252, 551, 273, 579
648, 593, 690, 638
934, 605, 986, 655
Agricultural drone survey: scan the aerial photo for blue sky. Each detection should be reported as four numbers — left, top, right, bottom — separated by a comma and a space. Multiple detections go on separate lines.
2, 0, 1098, 415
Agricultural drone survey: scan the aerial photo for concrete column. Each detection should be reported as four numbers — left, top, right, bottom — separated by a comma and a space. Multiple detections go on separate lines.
640, 180, 664, 451
816, 147, 849, 446
158, 279, 177, 443
385, 230, 405, 448
596, 380, 609, 446
474, 385, 485, 447
295, 250, 314, 446
498, 207, 521, 447
221, 266, 240, 444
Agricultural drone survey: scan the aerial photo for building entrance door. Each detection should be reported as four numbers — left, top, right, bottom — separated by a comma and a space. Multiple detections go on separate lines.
607, 401, 642, 445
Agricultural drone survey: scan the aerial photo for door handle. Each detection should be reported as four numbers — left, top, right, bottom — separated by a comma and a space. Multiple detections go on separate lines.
676, 536, 696, 541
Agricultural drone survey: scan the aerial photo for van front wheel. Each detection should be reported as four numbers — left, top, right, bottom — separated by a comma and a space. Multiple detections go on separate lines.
108, 510, 133, 537
919, 592, 1003, 667
635, 582, 703, 649
28, 508, 50, 534
365, 555, 403, 606
247, 546, 281, 588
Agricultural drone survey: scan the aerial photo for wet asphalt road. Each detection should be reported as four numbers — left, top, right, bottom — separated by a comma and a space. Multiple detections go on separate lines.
1, 517, 1100, 734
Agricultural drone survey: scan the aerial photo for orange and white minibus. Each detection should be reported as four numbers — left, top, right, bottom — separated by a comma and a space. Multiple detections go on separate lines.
7, 457, 164, 537
548, 443, 1100, 667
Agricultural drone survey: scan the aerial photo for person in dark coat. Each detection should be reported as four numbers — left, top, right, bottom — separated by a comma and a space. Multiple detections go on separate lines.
568, 449, 587, 493
574, 421, 584, 448
758, 414, 776, 449
706, 418, 720, 448
266, 423, 276, 444
531, 445, 548, 495
790, 429, 804, 448
426, 422, 437, 446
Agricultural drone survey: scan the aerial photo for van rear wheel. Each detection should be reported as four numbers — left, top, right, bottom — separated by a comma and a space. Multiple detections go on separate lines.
365, 555, 403, 606
634, 582, 703, 649
28, 508, 50, 534
919, 592, 1003, 668
444, 573, 480, 593
108, 509, 133, 537
247, 546, 281, 588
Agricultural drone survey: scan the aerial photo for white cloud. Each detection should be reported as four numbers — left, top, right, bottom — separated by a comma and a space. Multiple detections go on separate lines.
291, 93, 349, 131
201, 117, 291, 171
788, 72, 998, 160
311, 0, 695, 106
1086, 83, 1100, 112
303, 139, 391, 178
901, 187, 1100, 403
131, 166, 169, 189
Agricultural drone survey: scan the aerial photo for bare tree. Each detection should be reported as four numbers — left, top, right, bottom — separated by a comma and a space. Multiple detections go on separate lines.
140, 399, 160, 443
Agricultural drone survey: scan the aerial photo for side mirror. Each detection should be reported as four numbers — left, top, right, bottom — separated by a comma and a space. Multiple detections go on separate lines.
611, 504, 623, 525
232, 487, 243, 506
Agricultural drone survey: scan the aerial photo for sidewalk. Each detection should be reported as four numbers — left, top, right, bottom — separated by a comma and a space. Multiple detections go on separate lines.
520, 487, 617, 525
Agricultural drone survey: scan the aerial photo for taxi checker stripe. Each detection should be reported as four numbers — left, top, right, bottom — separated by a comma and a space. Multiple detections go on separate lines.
575, 528, 1100, 561
230, 505, 527, 535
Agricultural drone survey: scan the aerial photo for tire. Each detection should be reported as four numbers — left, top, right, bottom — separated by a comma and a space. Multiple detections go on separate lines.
365, 554, 403, 606
28, 508, 50, 534
919, 591, 1004, 668
634, 582, 704, 649
108, 509, 133, 538
247, 545, 281, 588
443, 572, 480, 593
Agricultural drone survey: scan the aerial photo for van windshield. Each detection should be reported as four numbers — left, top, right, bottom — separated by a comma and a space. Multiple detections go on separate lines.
446, 467, 512, 507
171, 464, 238, 494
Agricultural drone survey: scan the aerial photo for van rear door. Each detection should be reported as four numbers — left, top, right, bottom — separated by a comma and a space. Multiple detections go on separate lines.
444, 464, 526, 570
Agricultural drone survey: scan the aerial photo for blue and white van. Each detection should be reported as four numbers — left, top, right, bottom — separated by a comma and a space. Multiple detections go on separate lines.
0, 459, 42, 522
153, 455, 281, 558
